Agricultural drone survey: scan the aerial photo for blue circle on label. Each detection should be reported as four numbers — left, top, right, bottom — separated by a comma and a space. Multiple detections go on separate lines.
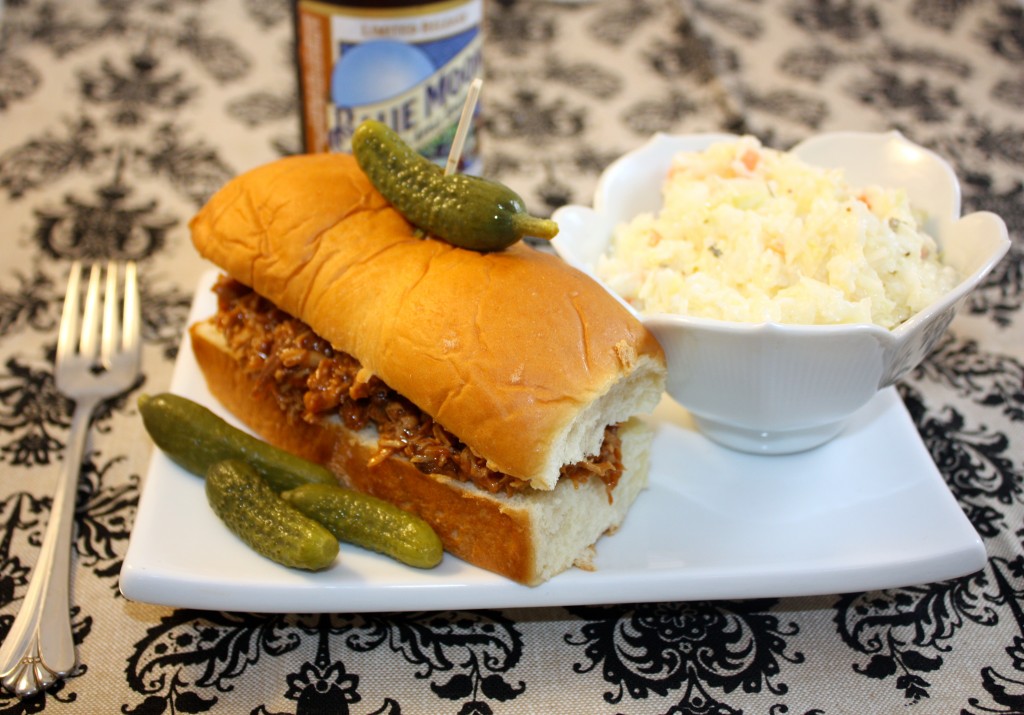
332, 40, 436, 106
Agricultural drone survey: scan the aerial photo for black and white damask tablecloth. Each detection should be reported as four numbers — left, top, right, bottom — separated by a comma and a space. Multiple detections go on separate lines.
1, 0, 1022, 712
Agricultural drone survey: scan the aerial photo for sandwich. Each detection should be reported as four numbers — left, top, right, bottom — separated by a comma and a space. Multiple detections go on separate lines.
187, 152, 667, 585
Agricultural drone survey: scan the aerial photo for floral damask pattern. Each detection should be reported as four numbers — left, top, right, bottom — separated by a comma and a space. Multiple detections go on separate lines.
564, 601, 806, 713
122, 610, 524, 715
0, 0, 1020, 712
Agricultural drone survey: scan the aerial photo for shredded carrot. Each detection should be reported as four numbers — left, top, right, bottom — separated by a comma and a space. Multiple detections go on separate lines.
741, 148, 760, 172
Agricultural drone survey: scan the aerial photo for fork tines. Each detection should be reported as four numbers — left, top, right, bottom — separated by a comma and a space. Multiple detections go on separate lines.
58, 261, 140, 372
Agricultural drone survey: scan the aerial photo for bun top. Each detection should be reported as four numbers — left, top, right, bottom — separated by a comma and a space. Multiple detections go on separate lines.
190, 153, 666, 490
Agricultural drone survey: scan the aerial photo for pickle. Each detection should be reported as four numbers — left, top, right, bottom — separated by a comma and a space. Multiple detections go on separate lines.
205, 460, 338, 571
282, 483, 443, 569
140, 392, 445, 571
138, 392, 336, 492
352, 119, 558, 252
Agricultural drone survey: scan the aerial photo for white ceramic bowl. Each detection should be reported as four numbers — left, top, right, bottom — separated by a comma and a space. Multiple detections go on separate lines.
552, 131, 1010, 454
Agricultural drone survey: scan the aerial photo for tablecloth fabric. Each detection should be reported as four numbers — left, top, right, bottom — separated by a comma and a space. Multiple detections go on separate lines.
0, 0, 1021, 712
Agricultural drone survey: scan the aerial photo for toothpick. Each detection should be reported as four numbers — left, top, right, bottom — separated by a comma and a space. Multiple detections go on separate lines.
445, 77, 483, 176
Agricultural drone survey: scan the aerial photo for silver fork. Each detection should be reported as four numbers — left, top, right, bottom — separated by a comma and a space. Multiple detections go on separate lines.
0, 261, 141, 698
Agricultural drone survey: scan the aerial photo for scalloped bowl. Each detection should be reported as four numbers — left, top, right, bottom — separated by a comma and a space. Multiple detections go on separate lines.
552, 132, 1009, 454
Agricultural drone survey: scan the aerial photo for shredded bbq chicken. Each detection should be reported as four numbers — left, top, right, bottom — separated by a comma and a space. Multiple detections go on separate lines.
212, 276, 623, 499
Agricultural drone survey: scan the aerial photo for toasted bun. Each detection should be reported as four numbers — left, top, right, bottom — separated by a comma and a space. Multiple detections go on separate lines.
189, 153, 665, 490
190, 321, 652, 585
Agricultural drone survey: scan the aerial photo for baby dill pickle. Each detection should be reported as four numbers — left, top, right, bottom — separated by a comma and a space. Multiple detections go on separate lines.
352, 119, 558, 252
282, 483, 443, 569
205, 460, 338, 571
138, 392, 336, 493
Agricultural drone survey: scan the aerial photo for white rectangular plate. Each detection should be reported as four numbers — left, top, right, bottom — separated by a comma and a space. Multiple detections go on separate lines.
120, 271, 986, 612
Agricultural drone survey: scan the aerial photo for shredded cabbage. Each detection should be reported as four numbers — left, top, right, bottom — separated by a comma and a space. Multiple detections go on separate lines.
596, 136, 958, 329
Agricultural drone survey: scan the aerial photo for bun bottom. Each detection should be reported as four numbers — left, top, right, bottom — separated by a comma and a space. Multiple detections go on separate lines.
189, 320, 653, 586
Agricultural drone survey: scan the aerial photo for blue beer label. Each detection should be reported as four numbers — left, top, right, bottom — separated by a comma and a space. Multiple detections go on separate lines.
297, 1, 483, 173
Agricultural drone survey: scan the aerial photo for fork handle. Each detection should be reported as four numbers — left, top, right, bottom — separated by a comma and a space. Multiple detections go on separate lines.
0, 396, 99, 698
